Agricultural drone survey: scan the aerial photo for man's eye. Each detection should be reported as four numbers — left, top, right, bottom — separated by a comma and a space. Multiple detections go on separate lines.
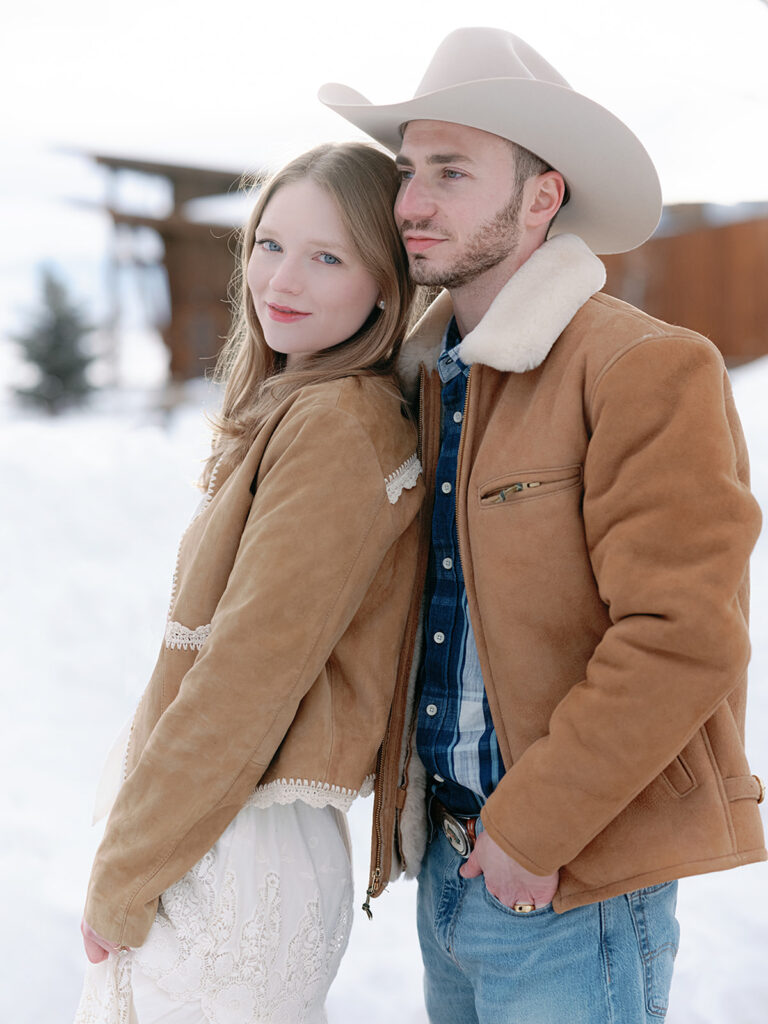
398, 170, 414, 181
317, 252, 341, 265
444, 169, 465, 180
254, 238, 281, 252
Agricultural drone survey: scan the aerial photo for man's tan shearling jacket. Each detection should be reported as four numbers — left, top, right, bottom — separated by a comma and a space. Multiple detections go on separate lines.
85, 377, 424, 947
366, 234, 765, 914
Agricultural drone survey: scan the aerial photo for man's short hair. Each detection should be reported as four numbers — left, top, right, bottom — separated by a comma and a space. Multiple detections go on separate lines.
508, 141, 570, 207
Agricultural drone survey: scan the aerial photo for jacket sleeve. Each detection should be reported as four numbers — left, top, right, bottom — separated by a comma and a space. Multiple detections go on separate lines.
85, 402, 416, 946
481, 334, 761, 875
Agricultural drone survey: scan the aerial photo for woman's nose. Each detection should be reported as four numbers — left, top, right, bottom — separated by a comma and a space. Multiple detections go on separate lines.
269, 257, 303, 295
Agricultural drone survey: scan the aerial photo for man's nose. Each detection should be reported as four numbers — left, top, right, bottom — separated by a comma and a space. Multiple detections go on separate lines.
396, 176, 438, 224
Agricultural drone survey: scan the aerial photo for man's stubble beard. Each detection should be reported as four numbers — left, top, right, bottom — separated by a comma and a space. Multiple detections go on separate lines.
405, 182, 524, 290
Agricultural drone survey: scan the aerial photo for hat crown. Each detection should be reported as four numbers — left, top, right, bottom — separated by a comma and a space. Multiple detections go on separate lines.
416, 27, 571, 97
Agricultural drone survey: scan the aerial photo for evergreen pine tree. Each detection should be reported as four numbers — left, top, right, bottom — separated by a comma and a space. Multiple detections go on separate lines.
13, 268, 95, 415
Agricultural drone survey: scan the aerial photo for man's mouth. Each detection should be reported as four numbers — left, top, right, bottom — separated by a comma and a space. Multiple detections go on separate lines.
266, 303, 311, 323
403, 235, 446, 254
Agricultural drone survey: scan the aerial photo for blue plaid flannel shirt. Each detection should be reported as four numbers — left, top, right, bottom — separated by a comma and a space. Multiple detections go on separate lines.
416, 318, 503, 816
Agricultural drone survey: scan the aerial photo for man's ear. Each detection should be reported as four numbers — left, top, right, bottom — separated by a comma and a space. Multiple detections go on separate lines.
524, 171, 566, 229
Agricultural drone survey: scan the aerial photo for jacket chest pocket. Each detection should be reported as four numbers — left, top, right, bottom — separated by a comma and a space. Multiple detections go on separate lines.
478, 464, 583, 507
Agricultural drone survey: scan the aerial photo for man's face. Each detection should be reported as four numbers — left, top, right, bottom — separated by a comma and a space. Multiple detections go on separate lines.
395, 120, 524, 289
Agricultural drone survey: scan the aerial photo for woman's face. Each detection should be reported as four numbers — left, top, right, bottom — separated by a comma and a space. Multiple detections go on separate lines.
247, 178, 381, 365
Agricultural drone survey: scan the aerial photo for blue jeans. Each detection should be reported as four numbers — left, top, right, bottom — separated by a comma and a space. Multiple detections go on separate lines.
417, 832, 679, 1024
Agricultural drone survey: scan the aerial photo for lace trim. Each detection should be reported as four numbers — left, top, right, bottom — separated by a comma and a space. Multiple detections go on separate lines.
191, 455, 223, 522
385, 452, 422, 504
164, 619, 212, 651
247, 774, 374, 812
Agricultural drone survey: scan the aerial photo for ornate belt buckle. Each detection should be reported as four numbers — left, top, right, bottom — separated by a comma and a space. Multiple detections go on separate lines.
441, 811, 473, 858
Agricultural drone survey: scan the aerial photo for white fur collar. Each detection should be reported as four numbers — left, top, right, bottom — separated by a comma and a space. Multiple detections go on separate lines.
398, 234, 606, 396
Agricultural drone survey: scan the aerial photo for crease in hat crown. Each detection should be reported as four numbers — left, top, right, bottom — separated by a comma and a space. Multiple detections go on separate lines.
413, 28, 571, 94
318, 27, 662, 255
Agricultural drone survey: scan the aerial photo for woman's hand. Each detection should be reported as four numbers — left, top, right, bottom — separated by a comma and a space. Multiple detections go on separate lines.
81, 916, 126, 963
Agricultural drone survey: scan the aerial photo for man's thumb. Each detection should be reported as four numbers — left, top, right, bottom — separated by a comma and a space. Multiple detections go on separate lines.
459, 850, 482, 878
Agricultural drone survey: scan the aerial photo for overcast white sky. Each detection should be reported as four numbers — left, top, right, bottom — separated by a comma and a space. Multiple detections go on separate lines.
1, 0, 767, 359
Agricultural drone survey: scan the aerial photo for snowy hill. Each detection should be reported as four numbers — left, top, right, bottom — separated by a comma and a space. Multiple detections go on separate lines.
1, 362, 767, 1024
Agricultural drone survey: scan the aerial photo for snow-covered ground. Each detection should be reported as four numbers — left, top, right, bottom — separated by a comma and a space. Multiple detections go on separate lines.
1, 361, 767, 1024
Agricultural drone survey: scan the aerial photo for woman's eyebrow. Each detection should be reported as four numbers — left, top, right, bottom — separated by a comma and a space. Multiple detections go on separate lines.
256, 224, 352, 253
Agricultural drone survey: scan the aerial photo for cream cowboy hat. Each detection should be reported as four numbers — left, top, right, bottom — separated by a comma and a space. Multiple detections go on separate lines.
319, 27, 662, 255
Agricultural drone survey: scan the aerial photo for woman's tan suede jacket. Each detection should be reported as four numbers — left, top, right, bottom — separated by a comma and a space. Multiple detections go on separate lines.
85, 376, 424, 947
366, 234, 766, 915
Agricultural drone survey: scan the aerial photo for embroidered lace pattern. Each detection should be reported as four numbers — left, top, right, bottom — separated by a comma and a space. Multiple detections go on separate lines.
247, 774, 374, 812
385, 452, 422, 504
164, 619, 212, 651
73, 950, 132, 1024
135, 862, 350, 1023
75, 801, 353, 1024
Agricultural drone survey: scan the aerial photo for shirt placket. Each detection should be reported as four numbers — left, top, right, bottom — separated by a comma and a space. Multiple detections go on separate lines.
417, 357, 468, 801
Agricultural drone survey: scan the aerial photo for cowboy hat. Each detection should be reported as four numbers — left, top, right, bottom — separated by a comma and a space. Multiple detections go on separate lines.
318, 27, 661, 254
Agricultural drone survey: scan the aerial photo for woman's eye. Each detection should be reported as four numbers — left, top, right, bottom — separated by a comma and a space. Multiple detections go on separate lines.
317, 252, 341, 265
254, 238, 281, 252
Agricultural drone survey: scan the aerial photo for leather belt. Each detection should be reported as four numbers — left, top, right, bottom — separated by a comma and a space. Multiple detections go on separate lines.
430, 798, 479, 858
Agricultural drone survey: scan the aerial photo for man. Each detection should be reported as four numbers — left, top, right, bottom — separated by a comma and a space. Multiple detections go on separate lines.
321, 28, 765, 1022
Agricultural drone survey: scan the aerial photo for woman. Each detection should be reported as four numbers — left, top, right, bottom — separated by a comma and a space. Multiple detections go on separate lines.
75, 142, 424, 1023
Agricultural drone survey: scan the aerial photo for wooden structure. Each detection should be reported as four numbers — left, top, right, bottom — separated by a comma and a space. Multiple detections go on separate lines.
602, 213, 768, 365
91, 154, 257, 381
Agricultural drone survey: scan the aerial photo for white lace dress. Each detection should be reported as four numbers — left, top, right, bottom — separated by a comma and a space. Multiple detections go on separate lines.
73, 793, 355, 1024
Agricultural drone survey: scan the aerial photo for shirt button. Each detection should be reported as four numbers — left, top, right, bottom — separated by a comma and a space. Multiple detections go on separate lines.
442, 557, 453, 570
433, 631, 445, 644
441, 481, 452, 494
453, 411, 463, 424
434, 774, 445, 783
426, 703, 438, 717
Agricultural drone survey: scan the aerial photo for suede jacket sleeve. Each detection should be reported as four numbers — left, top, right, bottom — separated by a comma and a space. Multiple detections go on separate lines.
85, 396, 419, 946
480, 335, 761, 875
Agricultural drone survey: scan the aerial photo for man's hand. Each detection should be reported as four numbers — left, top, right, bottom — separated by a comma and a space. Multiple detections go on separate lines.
81, 916, 126, 963
459, 829, 559, 910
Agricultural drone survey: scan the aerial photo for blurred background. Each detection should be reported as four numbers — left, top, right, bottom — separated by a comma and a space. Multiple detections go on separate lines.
2, 1, 767, 1021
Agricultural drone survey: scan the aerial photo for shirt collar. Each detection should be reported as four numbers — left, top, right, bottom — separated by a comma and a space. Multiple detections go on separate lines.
437, 317, 467, 385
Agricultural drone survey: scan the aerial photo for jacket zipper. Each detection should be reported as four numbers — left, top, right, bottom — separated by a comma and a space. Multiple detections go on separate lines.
481, 468, 582, 505
454, 368, 473, 579
363, 367, 437, 917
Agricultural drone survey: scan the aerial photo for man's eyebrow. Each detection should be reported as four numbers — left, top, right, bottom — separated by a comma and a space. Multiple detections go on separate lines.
394, 153, 475, 167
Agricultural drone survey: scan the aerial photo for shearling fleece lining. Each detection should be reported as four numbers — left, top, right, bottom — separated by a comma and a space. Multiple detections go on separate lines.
458, 234, 606, 372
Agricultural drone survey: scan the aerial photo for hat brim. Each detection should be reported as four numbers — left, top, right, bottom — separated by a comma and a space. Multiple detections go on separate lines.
319, 79, 661, 255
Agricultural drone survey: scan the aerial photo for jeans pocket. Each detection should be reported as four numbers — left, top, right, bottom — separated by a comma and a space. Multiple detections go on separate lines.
628, 881, 680, 1018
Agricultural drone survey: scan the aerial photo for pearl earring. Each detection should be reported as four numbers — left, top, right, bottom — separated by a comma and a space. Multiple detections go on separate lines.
377, 299, 385, 310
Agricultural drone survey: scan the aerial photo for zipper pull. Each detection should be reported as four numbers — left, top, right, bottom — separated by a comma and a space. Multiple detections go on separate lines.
362, 868, 382, 920
496, 481, 541, 502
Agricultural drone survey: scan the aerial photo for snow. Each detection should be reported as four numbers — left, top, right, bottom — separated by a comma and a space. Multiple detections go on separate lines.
1, 361, 767, 1024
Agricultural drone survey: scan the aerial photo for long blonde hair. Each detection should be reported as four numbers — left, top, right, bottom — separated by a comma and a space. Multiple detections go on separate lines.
203, 142, 416, 486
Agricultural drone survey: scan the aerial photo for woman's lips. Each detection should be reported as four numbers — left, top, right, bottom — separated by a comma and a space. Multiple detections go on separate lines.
404, 236, 446, 254
266, 303, 311, 323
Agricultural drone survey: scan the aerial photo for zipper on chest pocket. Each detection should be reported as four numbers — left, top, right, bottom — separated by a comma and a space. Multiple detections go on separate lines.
479, 466, 582, 506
